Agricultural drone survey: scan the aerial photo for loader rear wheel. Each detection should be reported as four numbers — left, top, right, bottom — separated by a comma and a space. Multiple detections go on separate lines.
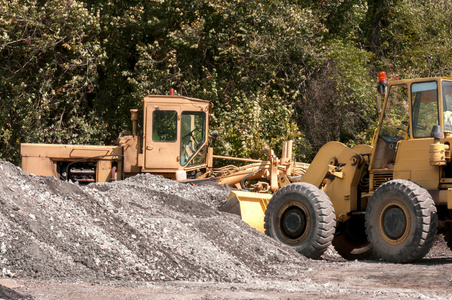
365, 180, 437, 263
332, 215, 373, 260
264, 183, 335, 259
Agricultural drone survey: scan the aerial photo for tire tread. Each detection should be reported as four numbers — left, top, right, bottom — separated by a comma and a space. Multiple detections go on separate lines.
365, 179, 437, 263
264, 182, 335, 259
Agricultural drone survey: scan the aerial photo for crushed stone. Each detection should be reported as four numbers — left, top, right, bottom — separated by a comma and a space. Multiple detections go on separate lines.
0, 160, 309, 283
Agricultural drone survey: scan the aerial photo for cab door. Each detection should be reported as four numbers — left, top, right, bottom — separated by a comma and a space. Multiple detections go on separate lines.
369, 83, 409, 191
393, 81, 440, 190
143, 104, 181, 170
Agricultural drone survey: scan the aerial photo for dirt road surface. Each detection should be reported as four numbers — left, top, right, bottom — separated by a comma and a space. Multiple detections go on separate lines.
1, 160, 452, 299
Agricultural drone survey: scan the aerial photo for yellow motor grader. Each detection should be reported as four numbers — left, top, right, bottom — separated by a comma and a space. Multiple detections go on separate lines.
20, 90, 309, 233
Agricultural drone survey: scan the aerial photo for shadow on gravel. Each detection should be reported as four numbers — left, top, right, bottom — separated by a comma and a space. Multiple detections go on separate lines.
0, 284, 33, 300
350, 257, 452, 266
414, 258, 452, 265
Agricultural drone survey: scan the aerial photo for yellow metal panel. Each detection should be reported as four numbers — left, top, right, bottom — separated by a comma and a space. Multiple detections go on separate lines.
301, 141, 358, 188
96, 160, 112, 183
21, 156, 58, 177
352, 144, 373, 155
70, 149, 110, 158
21, 143, 122, 159
448, 189, 452, 209
239, 202, 266, 233
278, 174, 291, 188
299, 142, 364, 218
323, 159, 364, 219
394, 139, 439, 189
393, 171, 411, 180
143, 104, 181, 170
119, 135, 141, 173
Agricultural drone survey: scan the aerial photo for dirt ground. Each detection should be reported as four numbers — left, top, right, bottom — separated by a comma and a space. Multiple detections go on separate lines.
1, 159, 452, 299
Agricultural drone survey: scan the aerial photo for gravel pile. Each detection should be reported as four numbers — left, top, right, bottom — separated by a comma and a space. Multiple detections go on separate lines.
0, 160, 308, 283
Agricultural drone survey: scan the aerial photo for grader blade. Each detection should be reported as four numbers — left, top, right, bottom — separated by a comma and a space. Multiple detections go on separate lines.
220, 190, 272, 233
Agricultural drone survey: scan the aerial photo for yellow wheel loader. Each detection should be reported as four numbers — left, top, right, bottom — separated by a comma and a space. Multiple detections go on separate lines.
249, 72, 452, 263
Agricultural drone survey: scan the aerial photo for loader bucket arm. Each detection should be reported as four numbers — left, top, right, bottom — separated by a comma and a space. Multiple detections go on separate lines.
302, 141, 370, 219
218, 142, 369, 232
301, 141, 360, 187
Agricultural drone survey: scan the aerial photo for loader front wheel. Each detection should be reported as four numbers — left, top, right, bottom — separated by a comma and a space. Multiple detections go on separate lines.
365, 180, 437, 263
264, 183, 335, 259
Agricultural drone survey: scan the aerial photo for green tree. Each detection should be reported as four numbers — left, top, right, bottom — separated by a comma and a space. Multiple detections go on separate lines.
4, 0, 451, 166
0, 0, 106, 164
123, 0, 328, 158
294, 1, 376, 154
379, 0, 452, 78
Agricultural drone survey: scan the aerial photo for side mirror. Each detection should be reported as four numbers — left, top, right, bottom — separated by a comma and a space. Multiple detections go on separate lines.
431, 125, 444, 139
210, 130, 219, 139
376, 94, 382, 114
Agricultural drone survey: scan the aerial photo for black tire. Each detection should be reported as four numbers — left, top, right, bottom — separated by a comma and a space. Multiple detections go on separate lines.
333, 216, 374, 260
365, 179, 437, 263
264, 183, 335, 259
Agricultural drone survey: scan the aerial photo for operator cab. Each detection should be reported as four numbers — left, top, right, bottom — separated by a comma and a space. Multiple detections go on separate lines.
139, 94, 213, 178
370, 74, 452, 191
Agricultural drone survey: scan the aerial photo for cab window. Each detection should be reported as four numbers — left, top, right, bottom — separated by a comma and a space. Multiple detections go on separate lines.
153, 110, 177, 142
442, 80, 452, 131
180, 111, 206, 166
411, 81, 439, 138
380, 84, 409, 141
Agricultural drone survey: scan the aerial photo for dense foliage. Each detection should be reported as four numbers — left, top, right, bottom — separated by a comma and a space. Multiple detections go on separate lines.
2, 0, 452, 165
1, 0, 107, 164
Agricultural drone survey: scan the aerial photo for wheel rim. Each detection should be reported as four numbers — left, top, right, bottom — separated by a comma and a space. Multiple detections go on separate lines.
277, 202, 310, 243
378, 200, 410, 245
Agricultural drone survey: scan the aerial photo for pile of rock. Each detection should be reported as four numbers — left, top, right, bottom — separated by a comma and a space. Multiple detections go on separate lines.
0, 160, 307, 283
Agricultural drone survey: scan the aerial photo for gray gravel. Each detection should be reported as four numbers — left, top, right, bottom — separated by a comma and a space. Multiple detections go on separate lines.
3, 159, 452, 299
0, 160, 308, 283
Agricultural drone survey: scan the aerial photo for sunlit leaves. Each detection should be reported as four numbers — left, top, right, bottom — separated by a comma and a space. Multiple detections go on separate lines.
0, 0, 106, 164
2, 0, 451, 166
381, 0, 452, 78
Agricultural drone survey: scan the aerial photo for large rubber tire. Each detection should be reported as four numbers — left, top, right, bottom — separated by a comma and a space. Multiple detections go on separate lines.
264, 183, 336, 259
365, 179, 437, 263
332, 215, 373, 260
